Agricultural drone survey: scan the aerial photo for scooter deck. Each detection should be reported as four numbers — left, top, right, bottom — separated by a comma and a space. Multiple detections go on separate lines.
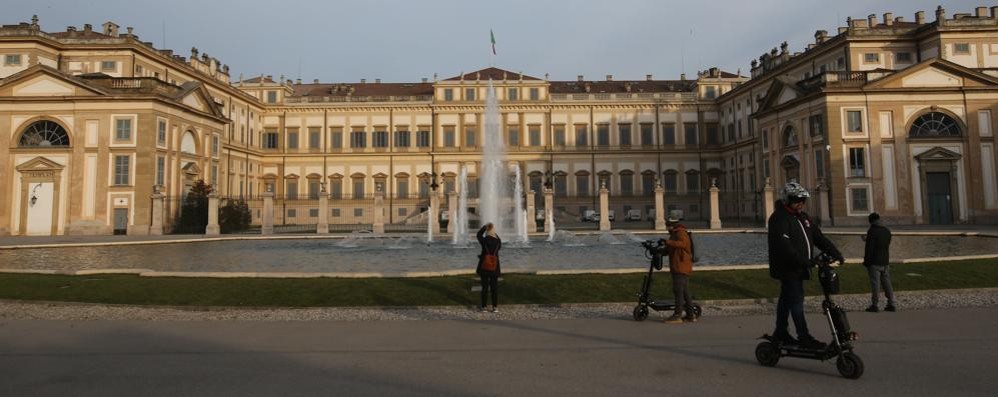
759, 334, 840, 361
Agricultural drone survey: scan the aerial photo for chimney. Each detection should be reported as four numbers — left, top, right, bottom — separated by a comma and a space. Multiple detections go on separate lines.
868, 14, 878, 27
605, 74, 613, 81
646, 74, 653, 81
895, 16, 905, 23
838, 26, 848, 34
976, 7, 987, 17
66, 26, 76, 32
360, 78, 366, 84
915, 11, 926, 24
126, 26, 134, 36
375, 78, 381, 84
421, 77, 428, 83
884, 13, 894, 26
83, 23, 92, 33
102, 21, 119, 36
296, 78, 301, 85
313, 79, 319, 84
992, 7, 998, 19
935, 6, 945, 24
577, 75, 584, 82
815, 30, 828, 43
265, 75, 272, 82
680, 73, 686, 81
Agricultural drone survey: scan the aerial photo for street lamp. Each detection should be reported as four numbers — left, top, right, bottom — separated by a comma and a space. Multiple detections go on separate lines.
430, 172, 439, 191
544, 170, 553, 189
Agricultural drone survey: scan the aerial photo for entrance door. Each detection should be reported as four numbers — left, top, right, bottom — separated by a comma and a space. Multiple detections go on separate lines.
25, 182, 54, 235
113, 208, 129, 235
926, 172, 953, 225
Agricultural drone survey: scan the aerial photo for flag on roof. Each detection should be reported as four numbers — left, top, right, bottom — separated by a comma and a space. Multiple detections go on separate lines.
490, 29, 496, 55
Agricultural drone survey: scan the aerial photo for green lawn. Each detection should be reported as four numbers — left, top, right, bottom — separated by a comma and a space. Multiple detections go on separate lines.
0, 259, 995, 307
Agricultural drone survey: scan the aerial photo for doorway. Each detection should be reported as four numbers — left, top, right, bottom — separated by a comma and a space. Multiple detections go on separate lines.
113, 208, 129, 235
926, 172, 953, 225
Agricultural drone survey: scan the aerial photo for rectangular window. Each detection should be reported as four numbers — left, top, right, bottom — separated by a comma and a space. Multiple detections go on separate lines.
618, 124, 631, 146
575, 125, 588, 146
354, 208, 364, 217
896, 52, 913, 63
863, 53, 879, 63
308, 181, 320, 199
704, 86, 716, 99
686, 173, 700, 193
620, 175, 634, 196
101, 61, 116, 71
211, 135, 219, 156
263, 131, 279, 149
330, 180, 343, 199
554, 125, 566, 146
373, 130, 388, 148
508, 88, 518, 100
576, 175, 590, 196
597, 125, 609, 146
953, 43, 971, 54
809, 114, 824, 138
849, 147, 866, 177
351, 129, 366, 148
330, 127, 343, 149
286, 181, 298, 199
706, 124, 719, 145
847, 110, 863, 133
528, 125, 541, 146
444, 89, 453, 101
815, 150, 825, 179
157, 120, 167, 145
554, 175, 567, 197
114, 118, 132, 141
529, 87, 539, 100
155, 156, 165, 186
416, 130, 430, 147
443, 126, 456, 147
419, 178, 430, 198
267, 91, 277, 103
211, 164, 218, 187
397, 179, 409, 199
640, 124, 653, 146
465, 127, 477, 147
465, 88, 476, 101
399, 208, 408, 217
642, 174, 655, 196
353, 179, 365, 199
507, 126, 520, 147
663, 173, 677, 193
332, 209, 341, 217
683, 123, 698, 145
4, 54, 22, 65
309, 208, 319, 218
309, 127, 321, 149
851, 187, 869, 212
662, 123, 676, 145
113, 155, 130, 185
837, 57, 845, 69
395, 130, 410, 147
286, 128, 299, 149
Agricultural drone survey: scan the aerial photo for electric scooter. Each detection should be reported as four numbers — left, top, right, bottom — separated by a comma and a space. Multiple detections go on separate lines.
632, 239, 703, 321
755, 252, 864, 379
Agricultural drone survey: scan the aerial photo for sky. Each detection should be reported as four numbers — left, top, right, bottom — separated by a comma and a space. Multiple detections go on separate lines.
5, 0, 986, 83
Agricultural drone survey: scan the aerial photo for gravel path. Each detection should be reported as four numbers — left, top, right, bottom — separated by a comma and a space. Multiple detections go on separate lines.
2, 288, 996, 322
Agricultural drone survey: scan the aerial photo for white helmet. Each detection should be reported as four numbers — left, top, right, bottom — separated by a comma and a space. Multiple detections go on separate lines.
781, 181, 810, 203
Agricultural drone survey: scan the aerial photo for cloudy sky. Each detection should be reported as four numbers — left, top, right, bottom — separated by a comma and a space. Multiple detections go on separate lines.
6, 0, 985, 82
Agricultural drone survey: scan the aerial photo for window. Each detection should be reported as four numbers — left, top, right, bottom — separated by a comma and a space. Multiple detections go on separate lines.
395, 130, 411, 147
266, 91, 277, 103
155, 156, 165, 186
836, 57, 845, 69
4, 54, 22, 65
286, 128, 299, 149
896, 52, 913, 63
308, 180, 320, 199
849, 147, 866, 177
263, 131, 279, 149
332, 209, 341, 217
286, 181, 298, 199
663, 171, 677, 193
953, 43, 971, 54
418, 177, 430, 198
618, 124, 631, 146
641, 173, 655, 196
706, 124, 719, 145
508, 88, 518, 100
157, 120, 167, 145
783, 126, 798, 147
465, 88, 476, 101
554, 174, 567, 197
554, 125, 566, 146
330, 127, 343, 149
18, 120, 70, 147
814, 149, 825, 179
640, 124, 653, 146
507, 126, 519, 147
846, 110, 863, 133
727, 123, 736, 142
705, 86, 716, 99
399, 208, 408, 217
352, 178, 365, 199
211, 135, 219, 156
114, 118, 132, 141
851, 187, 869, 212
809, 114, 824, 138
909, 112, 961, 137
863, 53, 879, 63
309, 127, 321, 149
528, 125, 541, 146
416, 130, 430, 147
397, 178, 409, 199
101, 61, 116, 71
135, 65, 143, 74
464, 127, 477, 147
373, 130, 388, 148
575, 125, 588, 146
351, 129, 366, 148
444, 88, 453, 101
529, 87, 539, 100
113, 155, 130, 185
576, 174, 590, 196
330, 179, 343, 199
354, 208, 364, 217
683, 123, 697, 145
597, 124, 609, 146
662, 123, 676, 145
211, 164, 218, 187
685, 171, 700, 193
620, 173, 634, 196
442, 126, 456, 147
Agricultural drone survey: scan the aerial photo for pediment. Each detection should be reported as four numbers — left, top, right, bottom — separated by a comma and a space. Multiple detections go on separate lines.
182, 92, 207, 112
0, 65, 107, 97
16, 156, 65, 172
174, 82, 225, 119
901, 68, 962, 87
915, 147, 962, 161
777, 87, 798, 105
757, 78, 803, 113
780, 155, 800, 168
181, 162, 202, 175
867, 59, 998, 89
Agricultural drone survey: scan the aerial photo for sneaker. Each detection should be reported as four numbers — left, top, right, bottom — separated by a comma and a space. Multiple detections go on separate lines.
771, 333, 798, 345
479, 306, 487, 312
491, 307, 499, 313
865, 306, 879, 313
798, 335, 827, 350
682, 315, 698, 323
884, 305, 897, 312
664, 314, 684, 323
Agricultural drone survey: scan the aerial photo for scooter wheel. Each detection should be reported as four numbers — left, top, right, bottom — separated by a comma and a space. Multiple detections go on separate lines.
633, 305, 649, 321
755, 341, 780, 367
836, 352, 864, 379
692, 304, 703, 319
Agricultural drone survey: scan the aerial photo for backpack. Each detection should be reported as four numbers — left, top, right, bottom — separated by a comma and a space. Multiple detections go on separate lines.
687, 231, 700, 263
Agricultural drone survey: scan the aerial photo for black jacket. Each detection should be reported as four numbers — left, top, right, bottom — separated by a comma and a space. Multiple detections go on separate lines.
476, 226, 502, 276
767, 200, 841, 280
863, 222, 892, 267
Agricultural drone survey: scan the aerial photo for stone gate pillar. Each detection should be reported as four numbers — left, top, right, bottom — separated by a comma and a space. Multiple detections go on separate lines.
543, 187, 554, 234
818, 180, 831, 226
150, 186, 164, 235
317, 186, 329, 234
654, 182, 666, 231
262, 191, 274, 235
709, 178, 722, 229
373, 188, 385, 234
429, 189, 441, 235
446, 191, 457, 234
763, 177, 775, 227
526, 190, 537, 233
205, 193, 220, 236
599, 182, 610, 231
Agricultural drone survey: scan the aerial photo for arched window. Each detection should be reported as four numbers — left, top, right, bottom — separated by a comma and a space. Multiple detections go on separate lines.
910, 112, 961, 137
19, 120, 70, 147
783, 126, 797, 148
181, 131, 198, 154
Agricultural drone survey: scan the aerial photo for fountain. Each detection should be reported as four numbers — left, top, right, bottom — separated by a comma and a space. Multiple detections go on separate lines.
453, 164, 470, 246
426, 204, 434, 243
480, 80, 508, 237
511, 164, 528, 244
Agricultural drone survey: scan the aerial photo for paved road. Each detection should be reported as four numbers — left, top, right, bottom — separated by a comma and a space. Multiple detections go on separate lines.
1, 307, 995, 396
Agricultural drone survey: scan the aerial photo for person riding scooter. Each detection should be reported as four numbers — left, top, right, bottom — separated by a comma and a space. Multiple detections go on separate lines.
768, 181, 844, 349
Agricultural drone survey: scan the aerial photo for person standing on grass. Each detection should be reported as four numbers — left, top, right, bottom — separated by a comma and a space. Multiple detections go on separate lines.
476, 222, 502, 313
662, 218, 696, 324
863, 212, 896, 312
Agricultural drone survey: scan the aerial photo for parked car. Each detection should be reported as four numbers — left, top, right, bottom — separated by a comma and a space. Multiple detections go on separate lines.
647, 209, 656, 221
581, 210, 598, 222
606, 210, 616, 222
625, 209, 642, 221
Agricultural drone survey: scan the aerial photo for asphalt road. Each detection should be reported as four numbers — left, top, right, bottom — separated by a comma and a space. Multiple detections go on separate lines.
1, 307, 995, 396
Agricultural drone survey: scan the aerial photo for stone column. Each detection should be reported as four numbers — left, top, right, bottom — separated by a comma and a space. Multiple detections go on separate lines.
654, 182, 666, 230
526, 190, 537, 233
763, 177, 775, 227
261, 191, 274, 235
429, 189, 441, 235
149, 187, 164, 235
709, 178, 722, 229
543, 187, 554, 234
446, 191, 457, 233
205, 193, 220, 235
373, 188, 385, 234
818, 179, 831, 226
599, 182, 610, 231
317, 187, 329, 235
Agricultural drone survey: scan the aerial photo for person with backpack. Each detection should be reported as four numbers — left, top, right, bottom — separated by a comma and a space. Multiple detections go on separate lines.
768, 181, 844, 348
662, 217, 696, 323
863, 212, 896, 312
476, 222, 502, 313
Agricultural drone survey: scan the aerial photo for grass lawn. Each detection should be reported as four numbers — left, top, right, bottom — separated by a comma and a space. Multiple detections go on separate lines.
0, 259, 996, 307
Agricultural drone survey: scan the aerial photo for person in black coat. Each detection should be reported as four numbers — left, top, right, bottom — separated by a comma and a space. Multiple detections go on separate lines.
768, 182, 843, 349
476, 223, 502, 312
863, 212, 896, 312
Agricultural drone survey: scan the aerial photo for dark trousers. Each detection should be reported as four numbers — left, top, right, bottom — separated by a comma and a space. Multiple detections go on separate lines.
480, 274, 498, 308
671, 273, 693, 316
775, 278, 809, 338
868, 265, 896, 307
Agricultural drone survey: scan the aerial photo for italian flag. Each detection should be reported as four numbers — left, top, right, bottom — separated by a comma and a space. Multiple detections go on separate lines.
491, 29, 496, 55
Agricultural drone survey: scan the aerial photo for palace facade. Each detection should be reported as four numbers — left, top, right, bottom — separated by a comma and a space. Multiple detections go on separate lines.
1, 6, 998, 235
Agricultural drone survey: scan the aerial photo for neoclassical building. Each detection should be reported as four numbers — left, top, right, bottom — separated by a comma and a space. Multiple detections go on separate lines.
1, 5, 997, 235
